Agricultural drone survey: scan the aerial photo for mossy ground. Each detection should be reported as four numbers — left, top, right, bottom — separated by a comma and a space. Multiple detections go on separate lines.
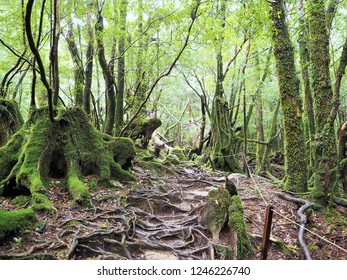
0, 209, 37, 241
0, 107, 135, 210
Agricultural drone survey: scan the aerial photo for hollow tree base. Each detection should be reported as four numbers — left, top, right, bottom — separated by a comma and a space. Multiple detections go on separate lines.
0, 107, 135, 211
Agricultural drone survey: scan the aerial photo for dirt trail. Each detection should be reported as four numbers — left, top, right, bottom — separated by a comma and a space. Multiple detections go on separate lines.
0, 163, 346, 260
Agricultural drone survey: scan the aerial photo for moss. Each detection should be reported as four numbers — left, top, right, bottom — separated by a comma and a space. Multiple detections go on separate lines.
0, 99, 24, 147
12, 195, 30, 206
67, 173, 91, 206
270, 0, 308, 193
1, 107, 136, 209
228, 195, 252, 259
215, 245, 233, 259
165, 154, 180, 165
31, 193, 54, 212
209, 187, 231, 228
0, 209, 37, 241
199, 187, 232, 242
125, 118, 162, 142
168, 148, 186, 161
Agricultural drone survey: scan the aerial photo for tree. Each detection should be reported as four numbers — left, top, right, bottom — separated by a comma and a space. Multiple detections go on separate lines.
95, 3, 116, 135
306, 0, 338, 205
270, 0, 307, 192
209, 0, 242, 172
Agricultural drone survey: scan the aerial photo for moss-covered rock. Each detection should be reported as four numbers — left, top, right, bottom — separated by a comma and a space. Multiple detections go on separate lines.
135, 147, 164, 175
0, 209, 37, 241
228, 195, 252, 259
168, 148, 186, 161
199, 186, 231, 242
0, 99, 23, 147
0, 107, 135, 210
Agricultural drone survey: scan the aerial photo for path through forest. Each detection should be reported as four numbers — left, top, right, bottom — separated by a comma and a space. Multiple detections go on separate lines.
0, 163, 346, 260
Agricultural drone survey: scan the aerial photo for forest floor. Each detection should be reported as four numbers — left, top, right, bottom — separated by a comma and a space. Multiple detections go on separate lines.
0, 161, 346, 260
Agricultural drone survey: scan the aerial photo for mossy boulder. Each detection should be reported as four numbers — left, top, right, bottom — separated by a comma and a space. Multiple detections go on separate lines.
198, 186, 231, 242
228, 195, 252, 259
0, 99, 23, 147
0, 106, 135, 210
168, 147, 186, 161
0, 209, 37, 241
134, 147, 164, 175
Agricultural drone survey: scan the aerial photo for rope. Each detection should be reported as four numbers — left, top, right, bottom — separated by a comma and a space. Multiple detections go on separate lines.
272, 208, 347, 254
243, 162, 347, 255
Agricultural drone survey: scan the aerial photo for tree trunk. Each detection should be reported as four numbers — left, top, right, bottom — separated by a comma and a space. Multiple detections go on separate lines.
298, 0, 315, 176
209, 0, 241, 172
306, 0, 337, 205
0, 99, 24, 147
115, 0, 128, 135
65, 21, 84, 106
95, 9, 116, 135
51, 0, 61, 106
0, 107, 135, 211
270, 0, 308, 192
83, 0, 94, 115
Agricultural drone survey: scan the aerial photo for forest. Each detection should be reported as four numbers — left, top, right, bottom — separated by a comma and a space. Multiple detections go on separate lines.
0, 0, 346, 260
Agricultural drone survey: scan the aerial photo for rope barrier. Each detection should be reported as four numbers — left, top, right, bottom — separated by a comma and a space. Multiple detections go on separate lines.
243, 162, 347, 256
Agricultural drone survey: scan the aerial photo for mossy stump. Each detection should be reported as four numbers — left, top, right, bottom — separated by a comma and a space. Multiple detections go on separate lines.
0, 107, 135, 211
199, 186, 231, 242
0, 209, 37, 242
0, 99, 23, 147
124, 117, 161, 148
228, 195, 252, 259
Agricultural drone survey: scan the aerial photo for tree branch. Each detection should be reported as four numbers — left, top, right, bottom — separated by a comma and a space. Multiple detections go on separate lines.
120, 2, 201, 136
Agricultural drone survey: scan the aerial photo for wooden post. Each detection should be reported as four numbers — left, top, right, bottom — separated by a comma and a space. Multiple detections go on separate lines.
261, 205, 274, 260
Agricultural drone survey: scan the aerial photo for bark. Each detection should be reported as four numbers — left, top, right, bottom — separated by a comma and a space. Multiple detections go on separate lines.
339, 121, 347, 193
115, 0, 128, 135
0, 50, 27, 98
0, 99, 24, 147
95, 9, 116, 135
270, 0, 307, 192
25, 0, 55, 123
65, 21, 85, 106
298, 0, 315, 175
210, 0, 241, 172
306, 0, 337, 205
51, 0, 61, 106
83, 0, 94, 115
258, 100, 280, 174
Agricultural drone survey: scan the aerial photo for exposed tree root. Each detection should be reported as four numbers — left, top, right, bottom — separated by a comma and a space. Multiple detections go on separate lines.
274, 191, 313, 260
0, 107, 135, 210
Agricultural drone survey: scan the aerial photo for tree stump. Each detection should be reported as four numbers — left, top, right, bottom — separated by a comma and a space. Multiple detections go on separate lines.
0, 107, 135, 211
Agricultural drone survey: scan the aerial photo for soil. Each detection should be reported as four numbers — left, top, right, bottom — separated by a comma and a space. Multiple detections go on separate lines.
0, 162, 346, 260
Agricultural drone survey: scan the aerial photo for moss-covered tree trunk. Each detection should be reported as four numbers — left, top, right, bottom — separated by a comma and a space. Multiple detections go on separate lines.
270, 0, 307, 192
306, 0, 337, 205
0, 99, 23, 147
210, 0, 241, 172
298, 0, 315, 176
0, 107, 135, 211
